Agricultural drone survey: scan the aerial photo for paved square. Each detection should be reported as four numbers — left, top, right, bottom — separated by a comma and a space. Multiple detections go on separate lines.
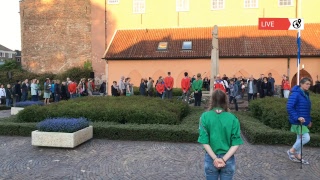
0, 136, 319, 180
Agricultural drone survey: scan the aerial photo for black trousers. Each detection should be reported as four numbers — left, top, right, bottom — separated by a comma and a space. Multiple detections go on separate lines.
194, 91, 202, 106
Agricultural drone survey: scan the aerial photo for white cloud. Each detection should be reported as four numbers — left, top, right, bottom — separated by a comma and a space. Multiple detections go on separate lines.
0, 0, 21, 50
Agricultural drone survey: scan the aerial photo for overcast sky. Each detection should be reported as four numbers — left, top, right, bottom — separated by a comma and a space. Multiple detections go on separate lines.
0, 0, 21, 51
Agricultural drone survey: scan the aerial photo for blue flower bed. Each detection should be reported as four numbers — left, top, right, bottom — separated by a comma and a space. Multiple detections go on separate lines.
36, 117, 90, 133
15, 101, 45, 107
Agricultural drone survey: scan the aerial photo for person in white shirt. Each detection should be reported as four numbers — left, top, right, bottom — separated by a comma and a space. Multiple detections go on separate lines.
0, 84, 6, 105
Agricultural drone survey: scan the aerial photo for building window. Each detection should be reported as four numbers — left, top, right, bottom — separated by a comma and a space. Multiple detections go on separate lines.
211, 0, 224, 10
0, 52, 5, 57
157, 42, 168, 51
182, 41, 192, 50
8, 53, 12, 58
176, 0, 189, 12
133, 0, 145, 14
244, 0, 258, 8
279, 0, 293, 6
108, 0, 120, 4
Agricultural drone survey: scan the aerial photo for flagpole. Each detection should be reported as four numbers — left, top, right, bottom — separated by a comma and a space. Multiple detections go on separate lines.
297, 29, 300, 85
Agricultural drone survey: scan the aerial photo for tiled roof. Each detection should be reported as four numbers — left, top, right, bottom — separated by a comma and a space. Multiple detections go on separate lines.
0, 44, 13, 52
105, 24, 320, 60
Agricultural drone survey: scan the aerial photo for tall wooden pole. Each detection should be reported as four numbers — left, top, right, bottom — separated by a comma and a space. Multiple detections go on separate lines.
210, 25, 219, 94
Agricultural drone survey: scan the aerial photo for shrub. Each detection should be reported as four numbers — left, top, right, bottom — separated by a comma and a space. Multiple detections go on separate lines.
236, 112, 320, 147
36, 117, 89, 133
0, 106, 11, 110
17, 96, 190, 125
248, 95, 320, 133
15, 101, 45, 107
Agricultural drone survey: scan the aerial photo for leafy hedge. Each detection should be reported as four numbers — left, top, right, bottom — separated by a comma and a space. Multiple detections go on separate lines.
17, 96, 190, 125
0, 108, 203, 142
237, 113, 320, 147
37, 117, 89, 133
248, 95, 320, 133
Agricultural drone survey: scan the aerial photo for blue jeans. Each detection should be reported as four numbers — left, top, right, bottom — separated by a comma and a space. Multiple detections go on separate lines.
204, 153, 235, 180
6, 98, 12, 107
22, 92, 28, 101
55, 94, 60, 102
31, 95, 38, 101
292, 133, 310, 155
70, 93, 77, 99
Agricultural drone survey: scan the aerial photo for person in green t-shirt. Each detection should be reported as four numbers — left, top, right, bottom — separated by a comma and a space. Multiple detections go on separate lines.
192, 73, 203, 106
198, 89, 243, 179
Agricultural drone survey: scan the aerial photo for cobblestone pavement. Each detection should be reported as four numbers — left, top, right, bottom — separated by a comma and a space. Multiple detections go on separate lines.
0, 110, 10, 119
0, 136, 319, 180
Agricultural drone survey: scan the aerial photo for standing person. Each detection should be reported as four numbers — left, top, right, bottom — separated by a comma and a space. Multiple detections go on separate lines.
247, 75, 258, 102
192, 73, 203, 106
139, 78, 146, 96
156, 78, 165, 99
36, 79, 41, 99
229, 79, 239, 111
260, 77, 272, 98
87, 79, 93, 96
68, 80, 77, 99
5, 84, 13, 107
31, 79, 38, 101
198, 89, 243, 179
281, 74, 286, 98
61, 82, 68, 100
14, 80, 22, 103
43, 78, 51, 105
125, 78, 132, 96
164, 72, 174, 99
51, 80, 55, 99
111, 81, 120, 96
54, 80, 61, 102
99, 80, 107, 96
0, 84, 6, 105
21, 79, 29, 101
286, 77, 312, 165
268, 73, 275, 96
118, 76, 125, 96
283, 76, 291, 98
147, 78, 154, 97
257, 74, 264, 98
214, 74, 228, 93
181, 72, 191, 103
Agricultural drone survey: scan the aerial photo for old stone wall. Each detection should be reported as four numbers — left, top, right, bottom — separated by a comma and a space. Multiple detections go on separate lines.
20, 0, 92, 74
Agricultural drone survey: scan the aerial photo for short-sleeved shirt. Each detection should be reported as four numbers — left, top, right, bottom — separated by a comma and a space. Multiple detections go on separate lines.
198, 108, 243, 155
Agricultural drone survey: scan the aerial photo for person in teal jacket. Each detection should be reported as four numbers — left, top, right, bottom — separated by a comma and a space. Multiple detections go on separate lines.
198, 89, 243, 179
192, 73, 203, 106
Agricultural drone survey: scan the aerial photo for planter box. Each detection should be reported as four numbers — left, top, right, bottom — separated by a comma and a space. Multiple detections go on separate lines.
32, 126, 93, 148
11, 107, 24, 115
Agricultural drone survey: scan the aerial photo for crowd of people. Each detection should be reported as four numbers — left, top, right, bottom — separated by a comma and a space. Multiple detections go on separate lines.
0, 78, 107, 107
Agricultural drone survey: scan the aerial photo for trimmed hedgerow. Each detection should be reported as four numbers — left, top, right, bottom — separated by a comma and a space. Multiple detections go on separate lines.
133, 87, 183, 96
248, 94, 320, 133
0, 108, 203, 142
236, 112, 320, 147
17, 96, 190, 125
15, 101, 45, 107
36, 117, 89, 133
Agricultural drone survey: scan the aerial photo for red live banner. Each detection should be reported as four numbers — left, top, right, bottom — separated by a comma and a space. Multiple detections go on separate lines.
258, 18, 291, 30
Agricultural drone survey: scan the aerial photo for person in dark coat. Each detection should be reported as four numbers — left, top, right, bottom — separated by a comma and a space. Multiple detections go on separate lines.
54, 80, 61, 102
286, 77, 312, 165
139, 78, 146, 96
111, 81, 119, 96
60, 82, 68, 100
260, 77, 272, 98
5, 84, 13, 107
14, 80, 22, 103
99, 81, 107, 96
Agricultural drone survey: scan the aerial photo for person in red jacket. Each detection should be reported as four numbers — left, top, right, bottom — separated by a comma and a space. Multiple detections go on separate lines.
156, 78, 165, 99
283, 76, 291, 98
181, 72, 191, 102
164, 72, 174, 99
68, 80, 77, 98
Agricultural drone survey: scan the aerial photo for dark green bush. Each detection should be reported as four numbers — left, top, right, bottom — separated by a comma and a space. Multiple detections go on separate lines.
237, 113, 320, 147
248, 95, 320, 133
17, 96, 190, 125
